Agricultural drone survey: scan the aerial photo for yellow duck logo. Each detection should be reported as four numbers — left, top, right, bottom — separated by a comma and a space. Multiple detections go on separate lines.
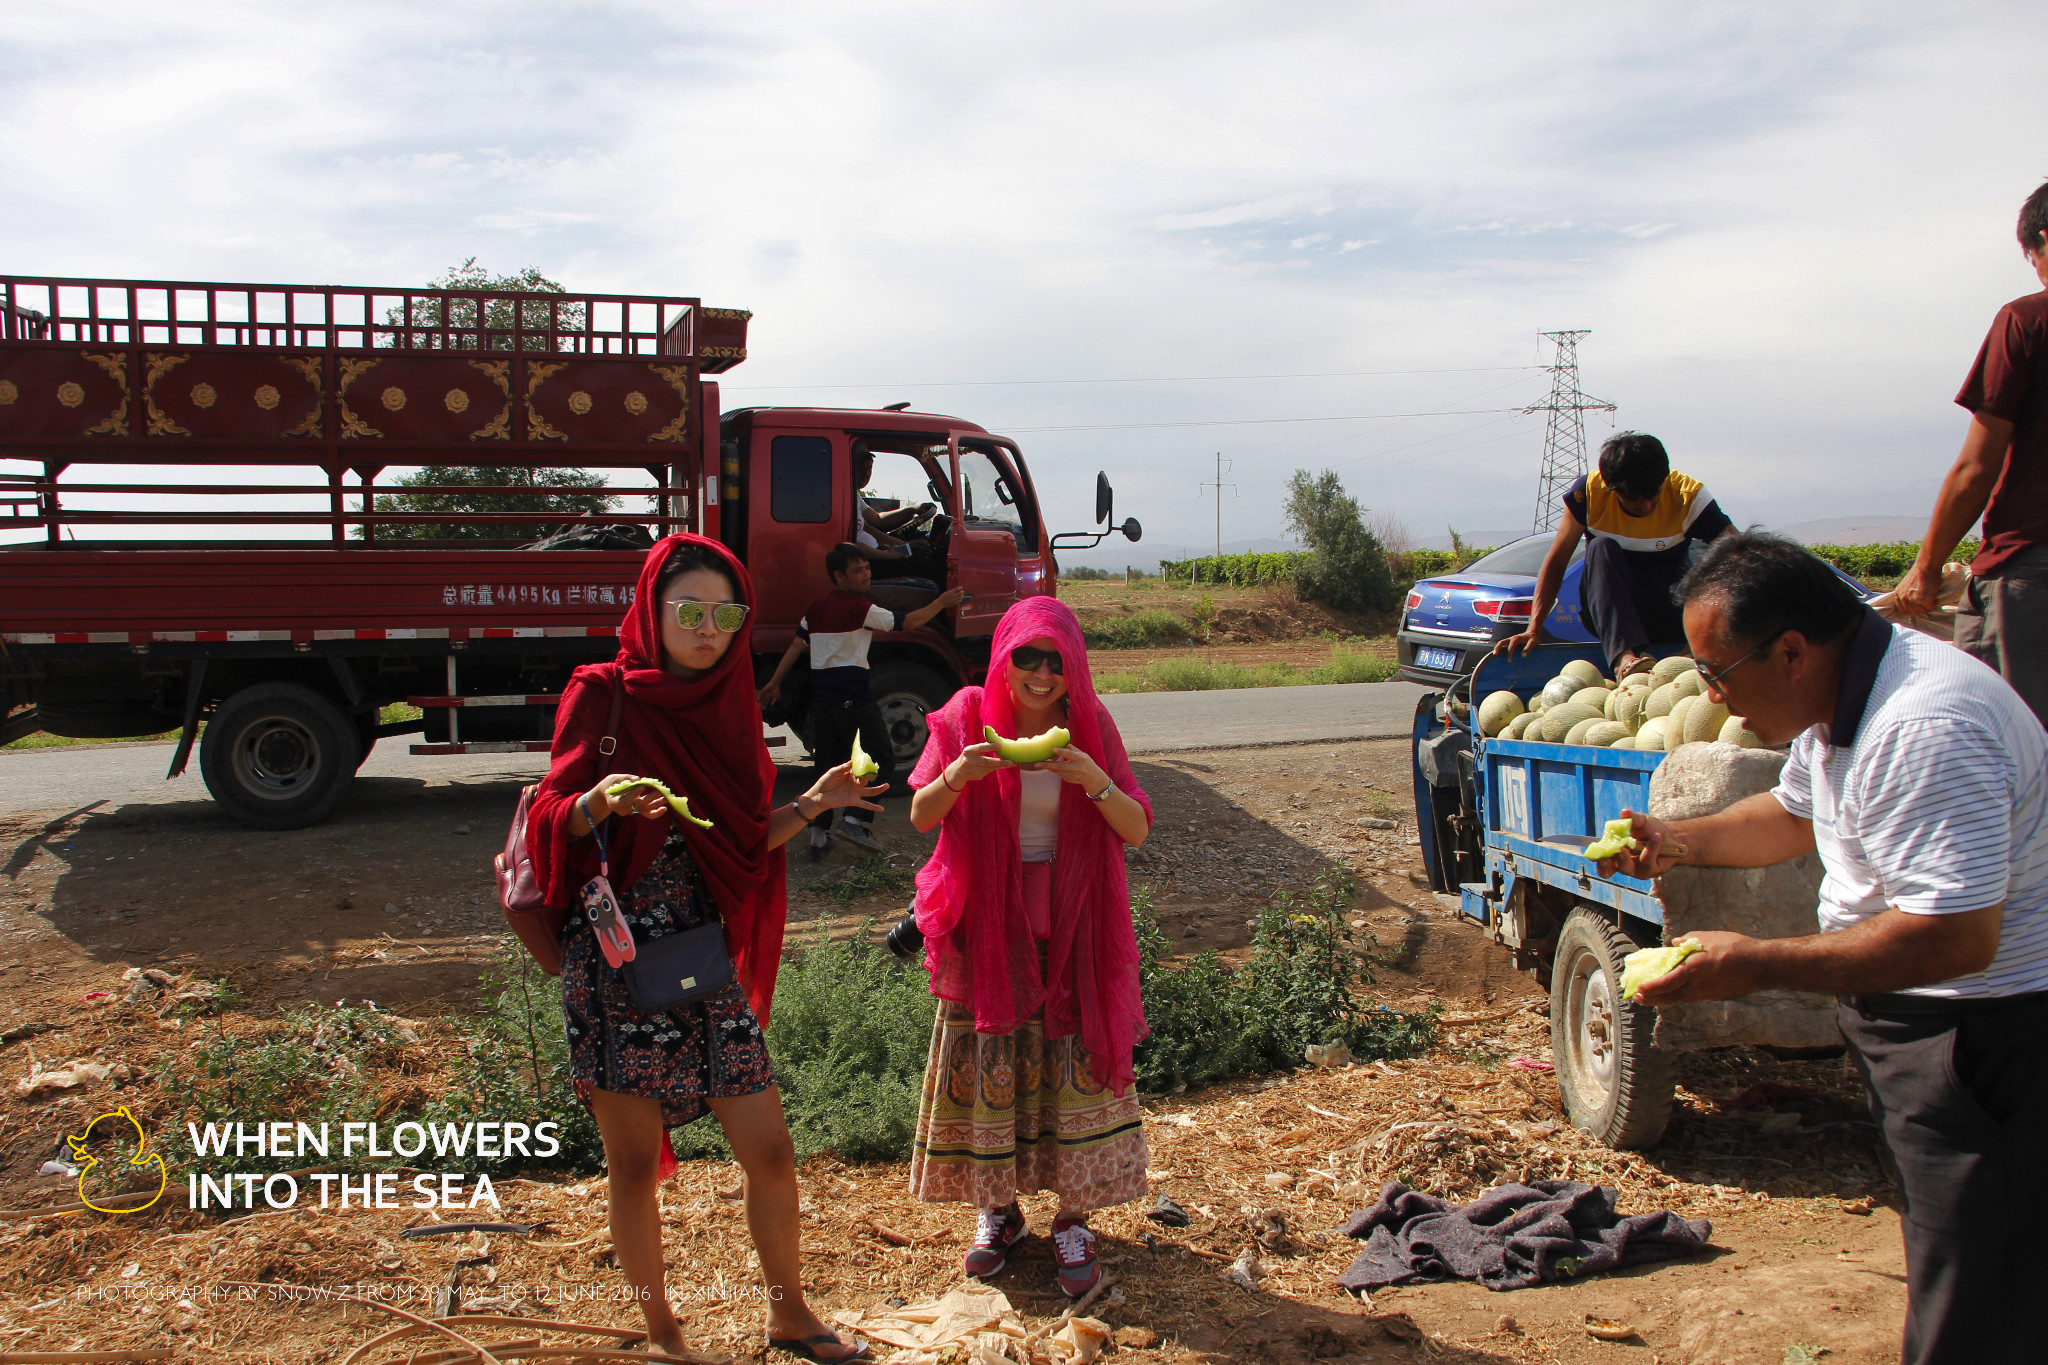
64, 1107, 166, 1214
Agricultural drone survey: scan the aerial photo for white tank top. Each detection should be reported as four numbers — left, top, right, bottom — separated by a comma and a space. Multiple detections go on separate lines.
1018, 768, 1061, 863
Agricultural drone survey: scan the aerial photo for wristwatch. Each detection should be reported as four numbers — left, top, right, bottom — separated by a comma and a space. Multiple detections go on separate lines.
1088, 780, 1117, 803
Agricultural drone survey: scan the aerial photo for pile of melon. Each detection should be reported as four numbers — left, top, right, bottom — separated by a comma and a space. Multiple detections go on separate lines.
1475, 656, 1762, 751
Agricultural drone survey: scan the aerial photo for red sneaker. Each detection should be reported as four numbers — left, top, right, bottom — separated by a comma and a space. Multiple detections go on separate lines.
1050, 1216, 1100, 1298
963, 1203, 1027, 1279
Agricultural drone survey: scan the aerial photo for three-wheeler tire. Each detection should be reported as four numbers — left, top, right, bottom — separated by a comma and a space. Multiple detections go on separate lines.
1550, 908, 1675, 1149
870, 661, 951, 766
200, 682, 359, 830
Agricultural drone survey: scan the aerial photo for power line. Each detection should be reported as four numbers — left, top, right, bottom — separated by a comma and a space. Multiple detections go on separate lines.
1005, 406, 1533, 434
1526, 330, 1615, 534
723, 364, 1543, 392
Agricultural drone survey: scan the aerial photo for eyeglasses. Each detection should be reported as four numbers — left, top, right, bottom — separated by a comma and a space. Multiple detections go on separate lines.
1009, 645, 1064, 675
1695, 630, 1784, 693
668, 600, 750, 633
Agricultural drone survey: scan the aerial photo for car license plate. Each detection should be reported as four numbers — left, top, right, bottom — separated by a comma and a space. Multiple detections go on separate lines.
1417, 646, 1461, 672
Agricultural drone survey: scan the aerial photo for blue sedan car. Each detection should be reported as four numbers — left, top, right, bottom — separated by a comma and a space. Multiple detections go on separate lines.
1396, 533, 1874, 685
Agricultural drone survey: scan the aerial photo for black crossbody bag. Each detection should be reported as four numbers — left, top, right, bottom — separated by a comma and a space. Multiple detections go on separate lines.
586, 757, 736, 1016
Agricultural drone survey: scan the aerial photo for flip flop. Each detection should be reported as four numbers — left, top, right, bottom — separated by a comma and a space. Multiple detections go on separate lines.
1617, 654, 1657, 680
768, 1332, 871, 1363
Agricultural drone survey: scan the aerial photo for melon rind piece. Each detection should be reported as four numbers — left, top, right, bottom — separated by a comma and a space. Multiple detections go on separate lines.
1477, 690, 1526, 737
1620, 940, 1703, 1001
1539, 701, 1602, 743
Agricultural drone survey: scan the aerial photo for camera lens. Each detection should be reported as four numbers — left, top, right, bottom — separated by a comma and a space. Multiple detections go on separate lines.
884, 912, 925, 961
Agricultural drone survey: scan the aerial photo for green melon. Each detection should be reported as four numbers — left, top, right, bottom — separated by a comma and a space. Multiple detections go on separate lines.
1683, 699, 1731, 745
1635, 717, 1671, 751
1644, 683, 1678, 719
1477, 690, 1526, 736
1610, 735, 1638, 749
1560, 659, 1605, 687
1569, 685, 1613, 711
1718, 715, 1763, 748
1611, 688, 1645, 732
1671, 668, 1706, 699
1564, 716, 1604, 746
1650, 655, 1694, 684
1503, 711, 1539, 741
1539, 701, 1603, 743
1667, 694, 1698, 742
1586, 720, 1631, 747
1539, 675, 1582, 710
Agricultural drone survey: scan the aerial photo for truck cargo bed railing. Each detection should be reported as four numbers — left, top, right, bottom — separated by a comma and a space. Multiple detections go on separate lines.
0, 276, 699, 358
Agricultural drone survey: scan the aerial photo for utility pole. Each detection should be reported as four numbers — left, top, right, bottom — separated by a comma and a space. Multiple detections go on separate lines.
1524, 330, 1616, 534
1201, 452, 1237, 562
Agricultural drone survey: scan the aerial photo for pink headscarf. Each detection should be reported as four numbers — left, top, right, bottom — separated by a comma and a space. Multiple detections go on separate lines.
908, 597, 1154, 1095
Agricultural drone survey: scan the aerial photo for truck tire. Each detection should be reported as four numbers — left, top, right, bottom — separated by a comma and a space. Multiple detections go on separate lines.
200, 682, 360, 830
1550, 908, 1674, 1149
869, 661, 952, 766
353, 711, 378, 772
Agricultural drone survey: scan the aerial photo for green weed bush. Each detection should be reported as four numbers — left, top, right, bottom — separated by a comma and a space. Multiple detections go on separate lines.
1132, 879, 1436, 1093
1084, 607, 1193, 649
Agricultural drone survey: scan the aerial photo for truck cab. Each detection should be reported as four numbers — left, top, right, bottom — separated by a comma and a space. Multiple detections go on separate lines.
716, 406, 1054, 761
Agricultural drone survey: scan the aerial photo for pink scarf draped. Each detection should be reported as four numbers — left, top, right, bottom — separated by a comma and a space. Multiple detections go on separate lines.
908, 597, 1153, 1095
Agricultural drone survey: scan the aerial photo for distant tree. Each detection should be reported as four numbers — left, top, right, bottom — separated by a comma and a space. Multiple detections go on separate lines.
1282, 470, 1401, 614
360, 263, 618, 542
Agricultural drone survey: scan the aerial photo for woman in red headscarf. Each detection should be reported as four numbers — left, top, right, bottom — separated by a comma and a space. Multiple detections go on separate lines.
904, 597, 1154, 1299
529, 534, 875, 1363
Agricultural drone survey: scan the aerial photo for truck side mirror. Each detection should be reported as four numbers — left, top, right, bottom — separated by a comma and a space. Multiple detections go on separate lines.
1095, 472, 1113, 526
1121, 517, 1142, 544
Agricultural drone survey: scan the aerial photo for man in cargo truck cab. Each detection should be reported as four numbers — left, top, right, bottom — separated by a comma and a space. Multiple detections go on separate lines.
1494, 431, 1734, 679
1598, 532, 2048, 1365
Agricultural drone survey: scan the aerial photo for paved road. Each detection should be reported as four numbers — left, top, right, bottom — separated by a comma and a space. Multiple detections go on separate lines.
0, 680, 1430, 816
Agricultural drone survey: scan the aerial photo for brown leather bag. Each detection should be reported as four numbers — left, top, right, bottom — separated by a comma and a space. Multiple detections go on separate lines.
494, 674, 624, 976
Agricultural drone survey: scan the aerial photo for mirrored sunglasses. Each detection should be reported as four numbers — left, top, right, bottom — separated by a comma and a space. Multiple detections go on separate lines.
1009, 645, 1064, 675
670, 600, 750, 633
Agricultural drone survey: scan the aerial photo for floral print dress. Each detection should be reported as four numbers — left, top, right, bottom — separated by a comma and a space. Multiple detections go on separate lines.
560, 828, 773, 1127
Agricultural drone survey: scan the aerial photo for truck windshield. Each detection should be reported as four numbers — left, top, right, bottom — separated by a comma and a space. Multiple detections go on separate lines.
959, 445, 1023, 536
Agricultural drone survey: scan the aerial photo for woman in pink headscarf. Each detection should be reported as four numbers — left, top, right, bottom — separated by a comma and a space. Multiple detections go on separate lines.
905, 597, 1154, 1298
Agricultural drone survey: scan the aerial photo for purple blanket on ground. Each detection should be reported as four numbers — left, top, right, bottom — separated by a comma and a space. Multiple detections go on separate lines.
1336, 1180, 1713, 1293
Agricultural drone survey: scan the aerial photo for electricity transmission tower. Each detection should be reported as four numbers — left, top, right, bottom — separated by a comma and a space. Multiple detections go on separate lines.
1201, 452, 1236, 560
1524, 330, 1616, 533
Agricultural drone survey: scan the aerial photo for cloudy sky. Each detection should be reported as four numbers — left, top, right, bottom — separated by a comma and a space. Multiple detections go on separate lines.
4, 1, 2045, 557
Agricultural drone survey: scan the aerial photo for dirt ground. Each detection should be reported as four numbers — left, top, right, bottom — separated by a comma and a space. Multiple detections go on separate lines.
0, 739, 1905, 1363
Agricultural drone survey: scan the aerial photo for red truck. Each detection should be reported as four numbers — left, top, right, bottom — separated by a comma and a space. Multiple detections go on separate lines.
0, 274, 1140, 827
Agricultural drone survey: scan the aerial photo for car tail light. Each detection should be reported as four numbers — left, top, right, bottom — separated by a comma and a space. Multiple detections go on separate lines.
1475, 599, 1533, 620
1404, 591, 1422, 611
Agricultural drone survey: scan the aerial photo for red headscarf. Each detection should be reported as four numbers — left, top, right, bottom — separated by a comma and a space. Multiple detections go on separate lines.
527, 534, 787, 1023
908, 597, 1153, 1095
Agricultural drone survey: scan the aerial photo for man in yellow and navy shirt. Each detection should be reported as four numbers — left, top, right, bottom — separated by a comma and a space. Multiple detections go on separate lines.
1496, 431, 1734, 676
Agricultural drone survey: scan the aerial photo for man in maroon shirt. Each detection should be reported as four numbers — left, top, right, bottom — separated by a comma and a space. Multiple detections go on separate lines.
1898, 180, 2048, 725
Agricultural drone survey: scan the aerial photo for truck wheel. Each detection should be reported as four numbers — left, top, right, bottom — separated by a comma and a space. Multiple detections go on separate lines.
869, 661, 951, 766
353, 711, 378, 772
200, 682, 360, 830
1550, 908, 1674, 1149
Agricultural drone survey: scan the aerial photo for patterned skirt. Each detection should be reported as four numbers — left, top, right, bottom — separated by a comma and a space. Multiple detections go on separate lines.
560, 830, 774, 1129
908, 993, 1149, 1212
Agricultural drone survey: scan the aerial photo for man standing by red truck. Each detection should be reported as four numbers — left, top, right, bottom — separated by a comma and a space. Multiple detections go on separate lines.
1897, 179, 2048, 726
759, 546, 963, 858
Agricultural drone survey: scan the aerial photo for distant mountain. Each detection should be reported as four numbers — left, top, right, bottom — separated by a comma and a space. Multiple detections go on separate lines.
1773, 516, 1929, 545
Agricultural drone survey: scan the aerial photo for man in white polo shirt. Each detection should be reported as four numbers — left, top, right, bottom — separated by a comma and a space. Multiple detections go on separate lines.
1601, 532, 2048, 1365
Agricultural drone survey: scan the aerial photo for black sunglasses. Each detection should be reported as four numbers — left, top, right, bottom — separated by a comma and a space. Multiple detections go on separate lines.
1009, 645, 1064, 675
